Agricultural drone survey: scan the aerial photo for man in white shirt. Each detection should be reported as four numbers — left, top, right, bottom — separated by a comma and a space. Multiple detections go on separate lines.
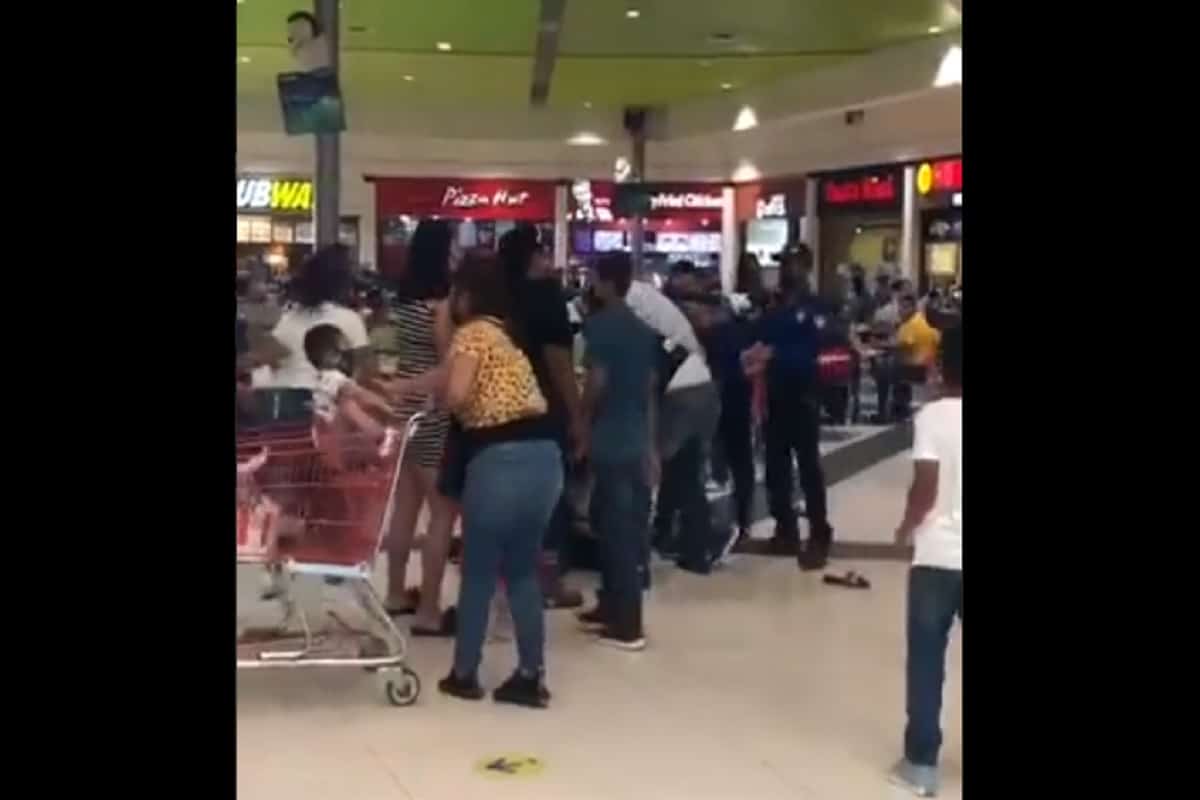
888, 326, 962, 798
623, 278, 730, 572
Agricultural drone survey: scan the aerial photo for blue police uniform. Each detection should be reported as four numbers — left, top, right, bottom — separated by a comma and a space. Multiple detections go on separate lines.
753, 294, 833, 565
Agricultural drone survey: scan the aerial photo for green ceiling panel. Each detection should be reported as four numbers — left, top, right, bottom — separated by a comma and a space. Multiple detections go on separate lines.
549, 54, 851, 107
236, 0, 961, 114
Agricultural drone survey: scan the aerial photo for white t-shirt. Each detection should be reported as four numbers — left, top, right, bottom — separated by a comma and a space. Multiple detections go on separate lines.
263, 303, 370, 390
624, 280, 712, 391
911, 397, 963, 571
313, 369, 350, 422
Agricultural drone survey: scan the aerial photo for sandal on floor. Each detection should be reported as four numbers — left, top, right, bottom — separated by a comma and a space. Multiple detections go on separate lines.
823, 570, 871, 590
384, 587, 422, 616
411, 607, 457, 638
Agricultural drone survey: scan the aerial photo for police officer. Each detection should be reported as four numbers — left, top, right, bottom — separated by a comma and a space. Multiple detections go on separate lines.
744, 244, 834, 570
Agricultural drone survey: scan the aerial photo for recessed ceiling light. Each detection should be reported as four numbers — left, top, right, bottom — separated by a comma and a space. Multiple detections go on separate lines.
626, 9, 641, 19
567, 132, 607, 146
238, 55, 251, 64
934, 45, 962, 87
403, 74, 415, 82
928, 25, 943, 34
720, 82, 735, 91
583, 100, 593, 109
436, 41, 452, 51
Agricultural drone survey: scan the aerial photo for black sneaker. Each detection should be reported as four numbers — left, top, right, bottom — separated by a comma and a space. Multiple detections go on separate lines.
437, 671, 485, 701
712, 525, 741, 566
798, 537, 831, 571
594, 627, 647, 651
675, 557, 711, 576
576, 605, 607, 632
493, 671, 551, 708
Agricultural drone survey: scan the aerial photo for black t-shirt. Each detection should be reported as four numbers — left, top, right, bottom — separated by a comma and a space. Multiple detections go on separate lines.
509, 277, 574, 430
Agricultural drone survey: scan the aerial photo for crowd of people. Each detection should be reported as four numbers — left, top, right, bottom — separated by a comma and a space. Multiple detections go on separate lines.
236, 225, 962, 796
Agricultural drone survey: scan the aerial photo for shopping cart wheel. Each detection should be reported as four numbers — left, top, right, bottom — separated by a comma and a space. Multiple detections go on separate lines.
384, 667, 421, 707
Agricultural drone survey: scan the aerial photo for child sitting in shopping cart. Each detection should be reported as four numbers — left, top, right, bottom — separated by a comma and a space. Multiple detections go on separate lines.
305, 324, 401, 466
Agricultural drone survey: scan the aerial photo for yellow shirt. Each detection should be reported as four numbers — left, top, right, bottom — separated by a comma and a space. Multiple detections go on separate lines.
450, 317, 547, 429
897, 312, 941, 367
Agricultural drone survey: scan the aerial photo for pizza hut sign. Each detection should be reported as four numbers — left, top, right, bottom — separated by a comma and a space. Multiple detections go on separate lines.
441, 185, 532, 210
372, 177, 556, 221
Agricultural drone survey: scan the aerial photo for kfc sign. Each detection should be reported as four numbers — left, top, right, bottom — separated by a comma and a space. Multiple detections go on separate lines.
648, 192, 725, 211
819, 168, 902, 211
372, 177, 555, 221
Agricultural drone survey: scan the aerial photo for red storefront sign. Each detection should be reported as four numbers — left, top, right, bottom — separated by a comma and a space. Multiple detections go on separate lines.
371, 177, 556, 221
821, 171, 900, 208
570, 180, 726, 221
916, 157, 963, 195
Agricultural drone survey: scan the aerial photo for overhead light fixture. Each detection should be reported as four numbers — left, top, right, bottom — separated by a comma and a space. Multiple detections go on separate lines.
583, 100, 593, 109
567, 132, 607, 146
928, 25, 943, 34
733, 106, 758, 132
731, 160, 761, 182
403, 74, 415, 81
238, 55, 251, 64
625, 9, 641, 19
436, 41, 452, 52
934, 45, 962, 87
720, 82, 735, 91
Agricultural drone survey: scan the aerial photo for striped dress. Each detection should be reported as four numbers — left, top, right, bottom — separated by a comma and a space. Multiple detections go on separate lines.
374, 299, 451, 469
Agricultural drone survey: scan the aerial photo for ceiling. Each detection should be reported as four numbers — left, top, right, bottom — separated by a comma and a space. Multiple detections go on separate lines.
236, 0, 961, 111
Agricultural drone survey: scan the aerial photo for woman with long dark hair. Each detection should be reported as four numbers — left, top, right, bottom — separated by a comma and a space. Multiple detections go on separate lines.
403, 252, 562, 707
497, 224, 585, 608
246, 244, 370, 423
371, 220, 460, 635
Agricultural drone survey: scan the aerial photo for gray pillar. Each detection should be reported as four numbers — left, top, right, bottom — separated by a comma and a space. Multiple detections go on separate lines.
900, 164, 919, 282
314, 0, 340, 249
630, 128, 646, 275
803, 179, 820, 292
553, 183, 569, 272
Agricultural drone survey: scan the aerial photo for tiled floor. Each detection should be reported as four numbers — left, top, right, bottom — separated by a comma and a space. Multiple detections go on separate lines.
237, 457, 960, 800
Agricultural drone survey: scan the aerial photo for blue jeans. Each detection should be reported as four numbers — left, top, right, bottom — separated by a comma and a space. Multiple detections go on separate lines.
905, 566, 963, 766
591, 458, 651, 638
454, 440, 563, 679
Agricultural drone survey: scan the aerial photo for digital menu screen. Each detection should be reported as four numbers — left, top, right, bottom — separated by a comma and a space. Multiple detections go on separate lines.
593, 230, 625, 252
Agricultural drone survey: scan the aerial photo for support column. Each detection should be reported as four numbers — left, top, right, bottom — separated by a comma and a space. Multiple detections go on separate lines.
314, 0, 340, 248
720, 186, 738, 293
900, 164, 919, 282
553, 182, 568, 272
803, 178, 820, 292
629, 126, 646, 275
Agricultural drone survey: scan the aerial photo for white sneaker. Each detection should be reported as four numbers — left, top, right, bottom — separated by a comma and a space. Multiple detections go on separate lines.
887, 759, 938, 797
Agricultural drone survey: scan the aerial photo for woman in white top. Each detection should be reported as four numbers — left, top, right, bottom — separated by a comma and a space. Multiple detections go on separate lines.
246, 245, 370, 423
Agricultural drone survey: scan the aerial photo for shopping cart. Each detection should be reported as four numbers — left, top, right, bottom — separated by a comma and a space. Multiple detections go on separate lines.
236, 412, 424, 707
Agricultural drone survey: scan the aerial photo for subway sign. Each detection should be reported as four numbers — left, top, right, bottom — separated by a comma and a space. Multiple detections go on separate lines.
236, 177, 314, 212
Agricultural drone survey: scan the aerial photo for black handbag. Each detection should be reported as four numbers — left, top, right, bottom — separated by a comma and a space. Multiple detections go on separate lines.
436, 419, 468, 500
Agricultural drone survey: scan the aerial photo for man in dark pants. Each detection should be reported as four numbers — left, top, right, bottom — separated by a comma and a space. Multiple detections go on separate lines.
744, 244, 834, 569
577, 253, 658, 651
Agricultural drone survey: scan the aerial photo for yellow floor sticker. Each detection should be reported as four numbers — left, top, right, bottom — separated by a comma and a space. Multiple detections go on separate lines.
474, 754, 545, 778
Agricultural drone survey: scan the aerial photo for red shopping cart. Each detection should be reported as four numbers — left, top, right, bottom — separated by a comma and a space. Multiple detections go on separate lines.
236, 412, 424, 707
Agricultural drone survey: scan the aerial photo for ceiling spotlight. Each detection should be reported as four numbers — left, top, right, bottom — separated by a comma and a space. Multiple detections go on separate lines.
584, 100, 593, 109
934, 45, 962, 87
720, 82, 735, 91
733, 106, 758, 132
928, 25, 943, 34
403, 74, 415, 81
436, 41, 452, 52
626, 9, 641, 19
238, 55, 251, 64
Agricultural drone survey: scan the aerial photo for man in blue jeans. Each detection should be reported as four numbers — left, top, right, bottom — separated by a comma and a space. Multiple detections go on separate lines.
577, 253, 658, 651
889, 326, 962, 797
